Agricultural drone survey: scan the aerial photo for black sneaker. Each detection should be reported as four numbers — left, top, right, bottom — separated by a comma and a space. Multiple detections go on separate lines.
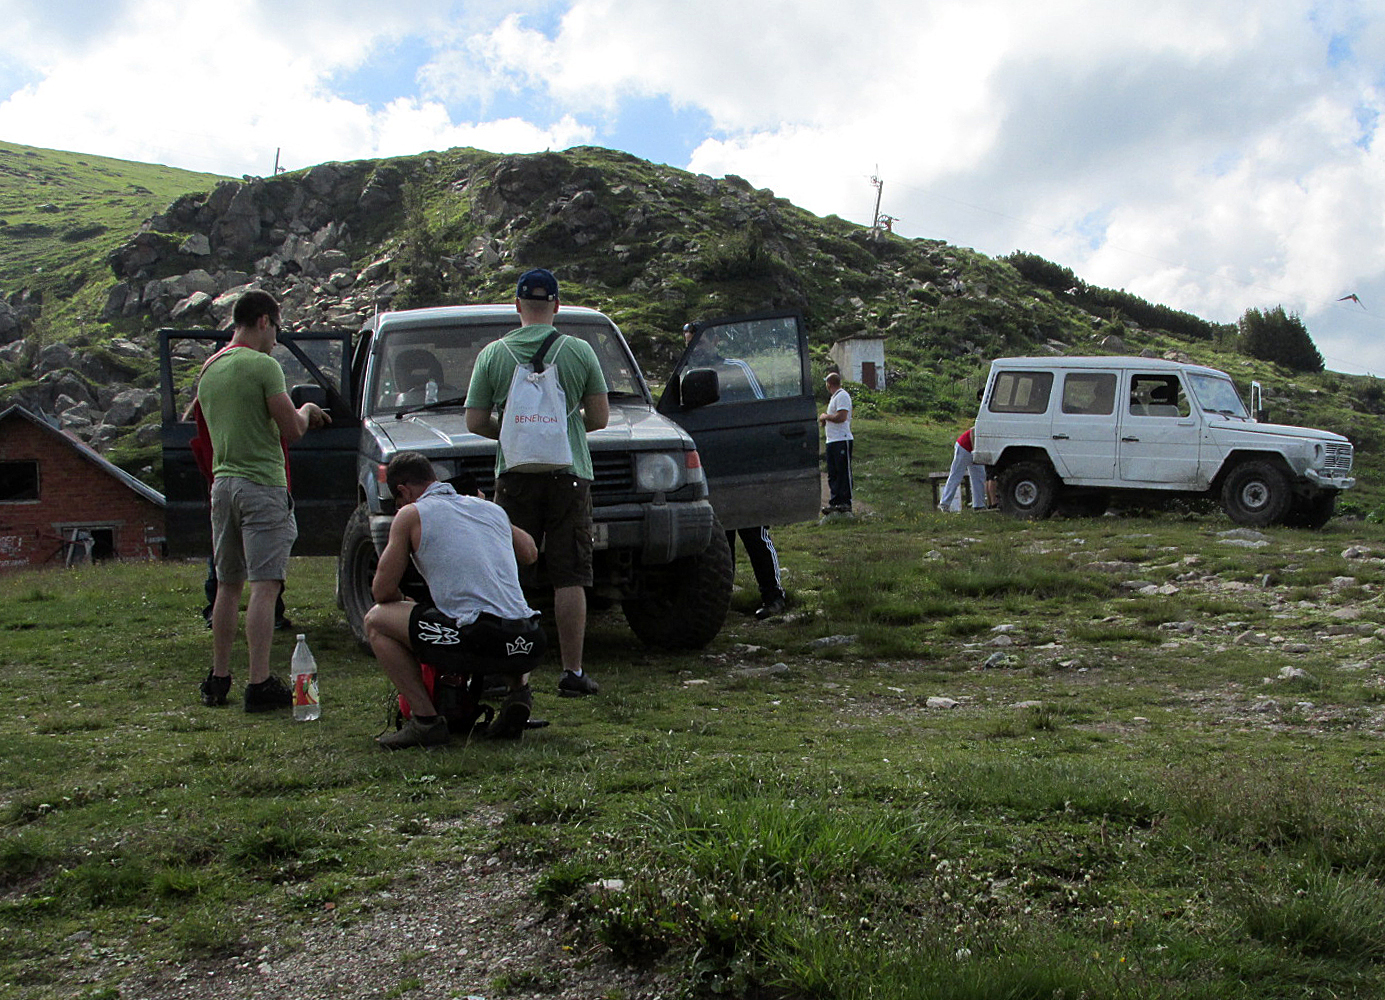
754, 596, 787, 620
558, 670, 599, 697
489, 685, 533, 739
200, 671, 231, 707
243, 675, 293, 713
274, 616, 295, 631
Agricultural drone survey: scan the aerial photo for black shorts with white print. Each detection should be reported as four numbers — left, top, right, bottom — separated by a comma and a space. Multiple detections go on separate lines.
408, 605, 546, 675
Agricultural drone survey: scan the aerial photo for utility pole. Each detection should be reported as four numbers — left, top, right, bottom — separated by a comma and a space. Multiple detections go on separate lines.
870, 169, 885, 239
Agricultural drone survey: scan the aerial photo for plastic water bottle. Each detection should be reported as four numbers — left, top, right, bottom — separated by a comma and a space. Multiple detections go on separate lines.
291, 634, 320, 721
424, 379, 438, 404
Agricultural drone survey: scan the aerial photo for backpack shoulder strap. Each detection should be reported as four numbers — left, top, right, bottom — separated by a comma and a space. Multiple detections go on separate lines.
531, 330, 564, 373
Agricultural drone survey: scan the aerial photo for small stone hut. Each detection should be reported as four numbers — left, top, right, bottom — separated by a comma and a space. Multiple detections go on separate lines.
828, 335, 886, 390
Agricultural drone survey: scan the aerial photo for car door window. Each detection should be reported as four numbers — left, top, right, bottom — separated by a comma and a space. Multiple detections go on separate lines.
681, 314, 805, 404
1129, 375, 1189, 417
989, 371, 1053, 413
1062, 372, 1116, 415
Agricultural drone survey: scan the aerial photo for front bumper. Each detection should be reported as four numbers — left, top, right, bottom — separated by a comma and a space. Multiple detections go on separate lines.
369, 497, 717, 566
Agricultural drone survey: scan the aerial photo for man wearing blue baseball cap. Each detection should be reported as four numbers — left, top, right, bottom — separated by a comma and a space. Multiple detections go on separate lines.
466, 269, 609, 697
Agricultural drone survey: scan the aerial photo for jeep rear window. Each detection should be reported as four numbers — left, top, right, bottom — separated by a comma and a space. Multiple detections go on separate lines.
1062, 372, 1116, 415
989, 371, 1053, 414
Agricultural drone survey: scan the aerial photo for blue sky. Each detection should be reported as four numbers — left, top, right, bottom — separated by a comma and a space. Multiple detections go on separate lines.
5, 0, 1385, 376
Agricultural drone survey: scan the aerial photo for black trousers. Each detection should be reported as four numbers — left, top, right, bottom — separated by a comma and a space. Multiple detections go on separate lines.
826, 439, 853, 508
728, 526, 784, 603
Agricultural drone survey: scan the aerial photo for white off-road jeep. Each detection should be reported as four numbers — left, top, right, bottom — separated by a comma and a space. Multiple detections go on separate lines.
971, 356, 1355, 528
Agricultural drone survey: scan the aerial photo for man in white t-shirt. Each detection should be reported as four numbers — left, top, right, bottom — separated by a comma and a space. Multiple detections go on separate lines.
820, 372, 854, 514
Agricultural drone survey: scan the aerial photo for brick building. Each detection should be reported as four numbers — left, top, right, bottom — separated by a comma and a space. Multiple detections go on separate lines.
0, 405, 165, 570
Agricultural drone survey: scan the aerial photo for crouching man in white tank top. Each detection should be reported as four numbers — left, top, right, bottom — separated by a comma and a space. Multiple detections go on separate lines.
366, 451, 545, 749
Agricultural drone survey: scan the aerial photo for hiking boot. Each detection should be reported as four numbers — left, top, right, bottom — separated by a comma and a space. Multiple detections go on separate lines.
558, 670, 599, 697
275, 615, 295, 631
377, 715, 451, 750
489, 685, 533, 739
754, 596, 787, 620
200, 671, 231, 707
243, 675, 293, 713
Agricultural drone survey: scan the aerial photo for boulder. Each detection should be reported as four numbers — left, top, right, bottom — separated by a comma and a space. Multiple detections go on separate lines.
171, 291, 213, 320
104, 388, 159, 427
37, 342, 75, 372
100, 282, 136, 321
166, 269, 219, 299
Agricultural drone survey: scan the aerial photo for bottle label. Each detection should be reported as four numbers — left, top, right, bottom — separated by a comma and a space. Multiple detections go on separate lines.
294, 672, 318, 707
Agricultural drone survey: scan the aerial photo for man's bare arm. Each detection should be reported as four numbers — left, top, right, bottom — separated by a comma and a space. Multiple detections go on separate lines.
268, 392, 330, 443
466, 406, 499, 440
582, 392, 609, 432
512, 524, 538, 566
372, 506, 419, 604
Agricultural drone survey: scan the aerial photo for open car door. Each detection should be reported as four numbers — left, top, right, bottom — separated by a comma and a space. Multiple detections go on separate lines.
158, 329, 360, 558
657, 310, 819, 530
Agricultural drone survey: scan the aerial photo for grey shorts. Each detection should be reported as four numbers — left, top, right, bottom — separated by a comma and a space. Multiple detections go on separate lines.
210, 476, 297, 585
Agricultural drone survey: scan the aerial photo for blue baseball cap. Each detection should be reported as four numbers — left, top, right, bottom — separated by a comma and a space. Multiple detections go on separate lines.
516, 268, 559, 301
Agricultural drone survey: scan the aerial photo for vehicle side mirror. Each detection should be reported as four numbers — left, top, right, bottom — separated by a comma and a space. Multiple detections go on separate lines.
291, 384, 329, 410
679, 368, 721, 409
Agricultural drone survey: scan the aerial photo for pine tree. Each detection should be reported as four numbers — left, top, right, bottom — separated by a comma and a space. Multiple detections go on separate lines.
1237, 306, 1324, 373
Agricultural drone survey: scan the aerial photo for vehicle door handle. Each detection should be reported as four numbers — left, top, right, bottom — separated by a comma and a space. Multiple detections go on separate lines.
781, 427, 807, 438
1051, 434, 1069, 440
1122, 436, 1139, 442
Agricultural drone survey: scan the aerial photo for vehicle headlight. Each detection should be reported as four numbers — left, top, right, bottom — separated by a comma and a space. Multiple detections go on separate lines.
635, 452, 683, 492
1313, 443, 1325, 466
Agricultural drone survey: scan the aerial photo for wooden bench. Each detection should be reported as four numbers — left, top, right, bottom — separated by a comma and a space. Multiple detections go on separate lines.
927, 471, 974, 508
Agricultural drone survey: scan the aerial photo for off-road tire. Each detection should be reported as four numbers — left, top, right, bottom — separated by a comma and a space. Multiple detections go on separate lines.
997, 460, 1060, 520
1283, 490, 1337, 530
622, 522, 734, 650
339, 504, 377, 648
1221, 460, 1293, 527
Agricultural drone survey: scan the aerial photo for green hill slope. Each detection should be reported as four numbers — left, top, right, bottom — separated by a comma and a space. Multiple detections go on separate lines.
0, 140, 1377, 515
0, 140, 227, 332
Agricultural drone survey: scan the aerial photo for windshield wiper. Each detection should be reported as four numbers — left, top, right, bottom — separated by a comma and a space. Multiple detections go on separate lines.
394, 396, 469, 419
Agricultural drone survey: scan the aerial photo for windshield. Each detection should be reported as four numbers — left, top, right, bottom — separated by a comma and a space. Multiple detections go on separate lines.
1188, 373, 1248, 417
367, 318, 644, 416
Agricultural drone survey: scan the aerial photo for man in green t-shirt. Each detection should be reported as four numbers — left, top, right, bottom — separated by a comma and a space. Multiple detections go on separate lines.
197, 290, 330, 712
466, 269, 609, 697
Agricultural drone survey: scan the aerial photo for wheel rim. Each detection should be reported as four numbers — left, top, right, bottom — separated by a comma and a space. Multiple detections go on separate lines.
1014, 480, 1039, 508
1239, 480, 1270, 511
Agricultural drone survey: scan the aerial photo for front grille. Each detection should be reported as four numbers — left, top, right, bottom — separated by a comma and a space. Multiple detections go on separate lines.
591, 452, 634, 497
1323, 442, 1354, 476
448, 452, 635, 499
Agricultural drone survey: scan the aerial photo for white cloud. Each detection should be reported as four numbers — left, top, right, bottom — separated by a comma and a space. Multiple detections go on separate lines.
7, 0, 1385, 373
485, 0, 1385, 372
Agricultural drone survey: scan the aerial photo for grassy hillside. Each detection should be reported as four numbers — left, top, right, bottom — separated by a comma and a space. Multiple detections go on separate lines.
0, 140, 1378, 516
0, 141, 226, 335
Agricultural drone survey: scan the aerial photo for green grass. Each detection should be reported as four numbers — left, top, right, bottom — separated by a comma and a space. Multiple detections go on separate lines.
0, 140, 225, 331
3, 420, 1385, 997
